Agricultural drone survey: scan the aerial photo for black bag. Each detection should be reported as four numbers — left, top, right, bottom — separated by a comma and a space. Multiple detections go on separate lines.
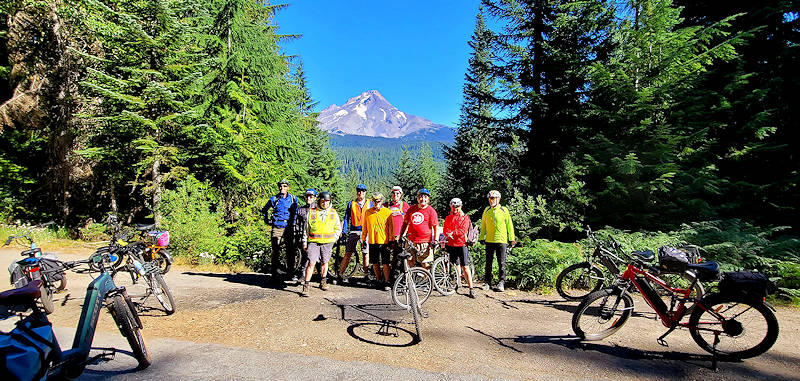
658, 246, 689, 272
676, 245, 702, 264
718, 271, 778, 299
38, 258, 65, 282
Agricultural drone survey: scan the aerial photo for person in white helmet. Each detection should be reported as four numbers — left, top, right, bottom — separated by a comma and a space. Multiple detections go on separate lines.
479, 190, 515, 292
443, 197, 475, 298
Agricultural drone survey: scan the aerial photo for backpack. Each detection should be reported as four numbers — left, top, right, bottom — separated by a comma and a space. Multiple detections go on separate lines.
465, 223, 480, 247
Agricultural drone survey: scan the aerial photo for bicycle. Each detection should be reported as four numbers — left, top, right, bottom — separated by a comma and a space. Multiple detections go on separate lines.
105, 224, 173, 275
108, 241, 176, 315
391, 237, 432, 341
555, 227, 704, 302
4, 223, 67, 314
0, 250, 151, 379
431, 237, 475, 296
571, 251, 779, 360
330, 234, 370, 281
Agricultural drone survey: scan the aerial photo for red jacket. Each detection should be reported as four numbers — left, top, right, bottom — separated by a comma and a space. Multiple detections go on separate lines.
443, 212, 470, 247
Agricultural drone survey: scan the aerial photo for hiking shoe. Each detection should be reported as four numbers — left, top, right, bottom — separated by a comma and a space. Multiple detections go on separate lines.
320, 279, 329, 291
383, 283, 391, 291
496, 282, 505, 292
330, 277, 338, 285
481, 283, 490, 291
301, 284, 309, 297
341, 276, 350, 284
468, 288, 476, 299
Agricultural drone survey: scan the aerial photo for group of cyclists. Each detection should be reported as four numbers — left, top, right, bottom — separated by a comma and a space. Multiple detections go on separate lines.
261, 179, 516, 297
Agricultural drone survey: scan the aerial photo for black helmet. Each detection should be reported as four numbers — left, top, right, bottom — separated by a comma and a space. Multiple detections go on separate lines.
318, 191, 331, 201
277, 179, 289, 186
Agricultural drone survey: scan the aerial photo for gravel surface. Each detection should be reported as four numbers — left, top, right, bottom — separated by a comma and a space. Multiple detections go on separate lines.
2, 248, 800, 380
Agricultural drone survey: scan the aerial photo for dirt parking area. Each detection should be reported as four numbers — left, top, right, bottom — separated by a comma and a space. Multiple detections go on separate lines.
3, 248, 800, 380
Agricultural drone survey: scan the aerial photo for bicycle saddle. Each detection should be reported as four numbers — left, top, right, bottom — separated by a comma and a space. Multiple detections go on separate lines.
631, 250, 655, 261
687, 261, 721, 281
0, 280, 42, 307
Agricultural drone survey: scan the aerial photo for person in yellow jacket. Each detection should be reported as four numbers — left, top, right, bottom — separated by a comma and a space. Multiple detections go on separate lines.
479, 190, 516, 292
361, 192, 395, 290
301, 191, 342, 296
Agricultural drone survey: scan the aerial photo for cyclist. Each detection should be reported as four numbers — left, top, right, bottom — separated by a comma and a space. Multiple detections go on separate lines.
261, 179, 299, 282
292, 189, 317, 283
301, 191, 342, 296
361, 192, 395, 290
479, 190, 515, 292
399, 188, 438, 270
337, 184, 372, 284
385, 185, 409, 281
443, 197, 475, 298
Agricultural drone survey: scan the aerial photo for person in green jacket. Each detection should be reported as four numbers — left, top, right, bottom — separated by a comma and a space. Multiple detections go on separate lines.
479, 190, 516, 292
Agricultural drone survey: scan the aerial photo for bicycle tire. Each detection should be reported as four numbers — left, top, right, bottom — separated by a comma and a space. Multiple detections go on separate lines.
572, 289, 634, 340
392, 268, 433, 309
432, 257, 456, 296
688, 293, 779, 359
39, 282, 55, 314
55, 273, 67, 291
657, 271, 705, 315
110, 295, 152, 368
150, 273, 176, 315
556, 262, 605, 300
156, 249, 172, 274
410, 279, 422, 341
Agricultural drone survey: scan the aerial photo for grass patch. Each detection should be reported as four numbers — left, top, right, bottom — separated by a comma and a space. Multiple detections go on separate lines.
172, 256, 252, 274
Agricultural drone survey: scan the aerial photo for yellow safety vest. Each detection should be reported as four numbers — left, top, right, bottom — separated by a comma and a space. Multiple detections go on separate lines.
308, 207, 339, 243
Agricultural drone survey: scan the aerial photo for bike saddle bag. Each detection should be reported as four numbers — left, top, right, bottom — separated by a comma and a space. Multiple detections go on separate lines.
718, 271, 778, 299
38, 258, 65, 281
687, 261, 720, 282
0, 317, 58, 381
657, 246, 690, 272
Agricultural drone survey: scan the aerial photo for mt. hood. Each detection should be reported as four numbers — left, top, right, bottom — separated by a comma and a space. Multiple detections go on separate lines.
317, 90, 453, 140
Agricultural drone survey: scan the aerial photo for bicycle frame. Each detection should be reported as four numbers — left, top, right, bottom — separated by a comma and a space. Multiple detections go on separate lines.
619, 263, 696, 328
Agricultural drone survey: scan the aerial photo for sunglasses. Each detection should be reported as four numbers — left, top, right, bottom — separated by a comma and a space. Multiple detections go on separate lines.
279, 184, 288, 188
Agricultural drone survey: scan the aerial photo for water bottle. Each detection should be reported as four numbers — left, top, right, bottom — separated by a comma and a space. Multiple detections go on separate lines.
133, 259, 146, 276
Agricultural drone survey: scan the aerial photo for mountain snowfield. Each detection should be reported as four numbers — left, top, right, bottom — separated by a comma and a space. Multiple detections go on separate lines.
316, 90, 454, 141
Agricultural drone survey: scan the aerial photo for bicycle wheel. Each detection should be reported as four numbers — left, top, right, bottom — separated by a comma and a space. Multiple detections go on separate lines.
155, 249, 172, 274
432, 257, 456, 296
410, 280, 422, 341
556, 262, 605, 300
688, 293, 779, 359
572, 289, 634, 340
39, 282, 55, 314
55, 273, 67, 291
110, 295, 152, 368
392, 268, 433, 309
150, 273, 176, 315
657, 271, 705, 314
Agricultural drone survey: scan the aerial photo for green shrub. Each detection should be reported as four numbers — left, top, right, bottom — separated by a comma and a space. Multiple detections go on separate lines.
222, 214, 270, 268
76, 222, 108, 241
506, 239, 583, 291
157, 176, 227, 263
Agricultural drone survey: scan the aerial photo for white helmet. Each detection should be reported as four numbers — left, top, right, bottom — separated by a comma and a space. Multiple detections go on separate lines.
450, 198, 463, 207
487, 190, 501, 199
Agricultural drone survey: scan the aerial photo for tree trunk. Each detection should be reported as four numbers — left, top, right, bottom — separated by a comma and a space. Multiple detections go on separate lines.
152, 156, 163, 227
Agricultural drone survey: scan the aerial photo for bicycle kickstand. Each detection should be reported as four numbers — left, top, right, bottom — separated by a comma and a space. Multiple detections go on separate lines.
711, 333, 721, 372
656, 326, 677, 347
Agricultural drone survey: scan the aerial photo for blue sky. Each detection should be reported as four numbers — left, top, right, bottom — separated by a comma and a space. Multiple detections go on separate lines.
276, 1, 482, 127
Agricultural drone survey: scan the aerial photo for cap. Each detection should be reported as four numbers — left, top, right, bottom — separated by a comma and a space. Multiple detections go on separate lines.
356, 184, 368, 191
318, 192, 331, 201
277, 179, 289, 186
391, 186, 403, 194
304, 189, 317, 196
450, 198, 463, 207
487, 190, 501, 198
371, 192, 384, 203
417, 188, 431, 196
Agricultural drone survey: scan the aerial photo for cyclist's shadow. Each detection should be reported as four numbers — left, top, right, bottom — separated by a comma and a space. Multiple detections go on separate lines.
325, 298, 419, 347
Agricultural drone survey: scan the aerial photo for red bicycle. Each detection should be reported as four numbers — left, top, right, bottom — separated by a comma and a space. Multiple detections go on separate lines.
572, 251, 779, 360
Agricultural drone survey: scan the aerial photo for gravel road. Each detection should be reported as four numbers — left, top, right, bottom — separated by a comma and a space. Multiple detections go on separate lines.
2, 248, 799, 380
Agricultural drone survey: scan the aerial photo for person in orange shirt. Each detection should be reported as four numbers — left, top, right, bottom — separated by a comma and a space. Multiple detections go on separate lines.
361, 192, 395, 290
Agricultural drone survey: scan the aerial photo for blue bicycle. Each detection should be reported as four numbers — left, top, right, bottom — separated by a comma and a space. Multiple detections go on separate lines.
1, 250, 151, 379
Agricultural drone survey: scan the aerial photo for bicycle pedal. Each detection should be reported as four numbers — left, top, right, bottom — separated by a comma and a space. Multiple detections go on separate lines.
656, 338, 669, 347
420, 310, 428, 319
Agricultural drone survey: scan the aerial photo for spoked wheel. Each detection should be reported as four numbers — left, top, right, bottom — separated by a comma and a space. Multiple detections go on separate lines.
39, 283, 55, 314
689, 293, 779, 359
392, 268, 433, 309
109, 295, 152, 368
556, 262, 605, 300
55, 274, 67, 291
432, 257, 457, 296
657, 271, 705, 314
149, 273, 176, 315
343, 243, 368, 279
409, 281, 422, 342
154, 249, 172, 274
572, 289, 634, 340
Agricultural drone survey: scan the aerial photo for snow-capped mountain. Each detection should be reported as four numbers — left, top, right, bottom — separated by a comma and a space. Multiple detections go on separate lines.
317, 90, 454, 140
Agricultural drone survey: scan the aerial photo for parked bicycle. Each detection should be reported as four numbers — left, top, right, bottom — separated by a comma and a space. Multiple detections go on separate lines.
571, 251, 779, 360
0, 250, 150, 380
4, 223, 67, 314
555, 227, 704, 302
391, 237, 432, 341
105, 239, 176, 315
431, 236, 475, 296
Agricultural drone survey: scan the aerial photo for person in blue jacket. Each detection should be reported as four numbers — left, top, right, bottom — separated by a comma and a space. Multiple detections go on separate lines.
261, 179, 299, 281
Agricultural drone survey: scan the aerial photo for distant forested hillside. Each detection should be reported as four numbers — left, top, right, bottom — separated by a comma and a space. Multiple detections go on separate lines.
329, 134, 447, 190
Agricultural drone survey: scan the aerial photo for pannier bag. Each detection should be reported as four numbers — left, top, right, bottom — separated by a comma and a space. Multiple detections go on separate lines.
38, 258, 65, 282
675, 245, 702, 264
0, 319, 58, 381
465, 224, 479, 247
718, 271, 778, 299
147, 230, 170, 247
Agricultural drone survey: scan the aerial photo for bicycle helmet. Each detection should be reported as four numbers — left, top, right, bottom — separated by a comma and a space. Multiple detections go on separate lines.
356, 184, 368, 192
487, 190, 501, 198
318, 192, 331, 201
417, 188, 431, 196
371, 192, 384, 203
391, 186, 403, 194
277, 179, 289, 186
450, 198, 463, 207
304, 189, 317, 196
